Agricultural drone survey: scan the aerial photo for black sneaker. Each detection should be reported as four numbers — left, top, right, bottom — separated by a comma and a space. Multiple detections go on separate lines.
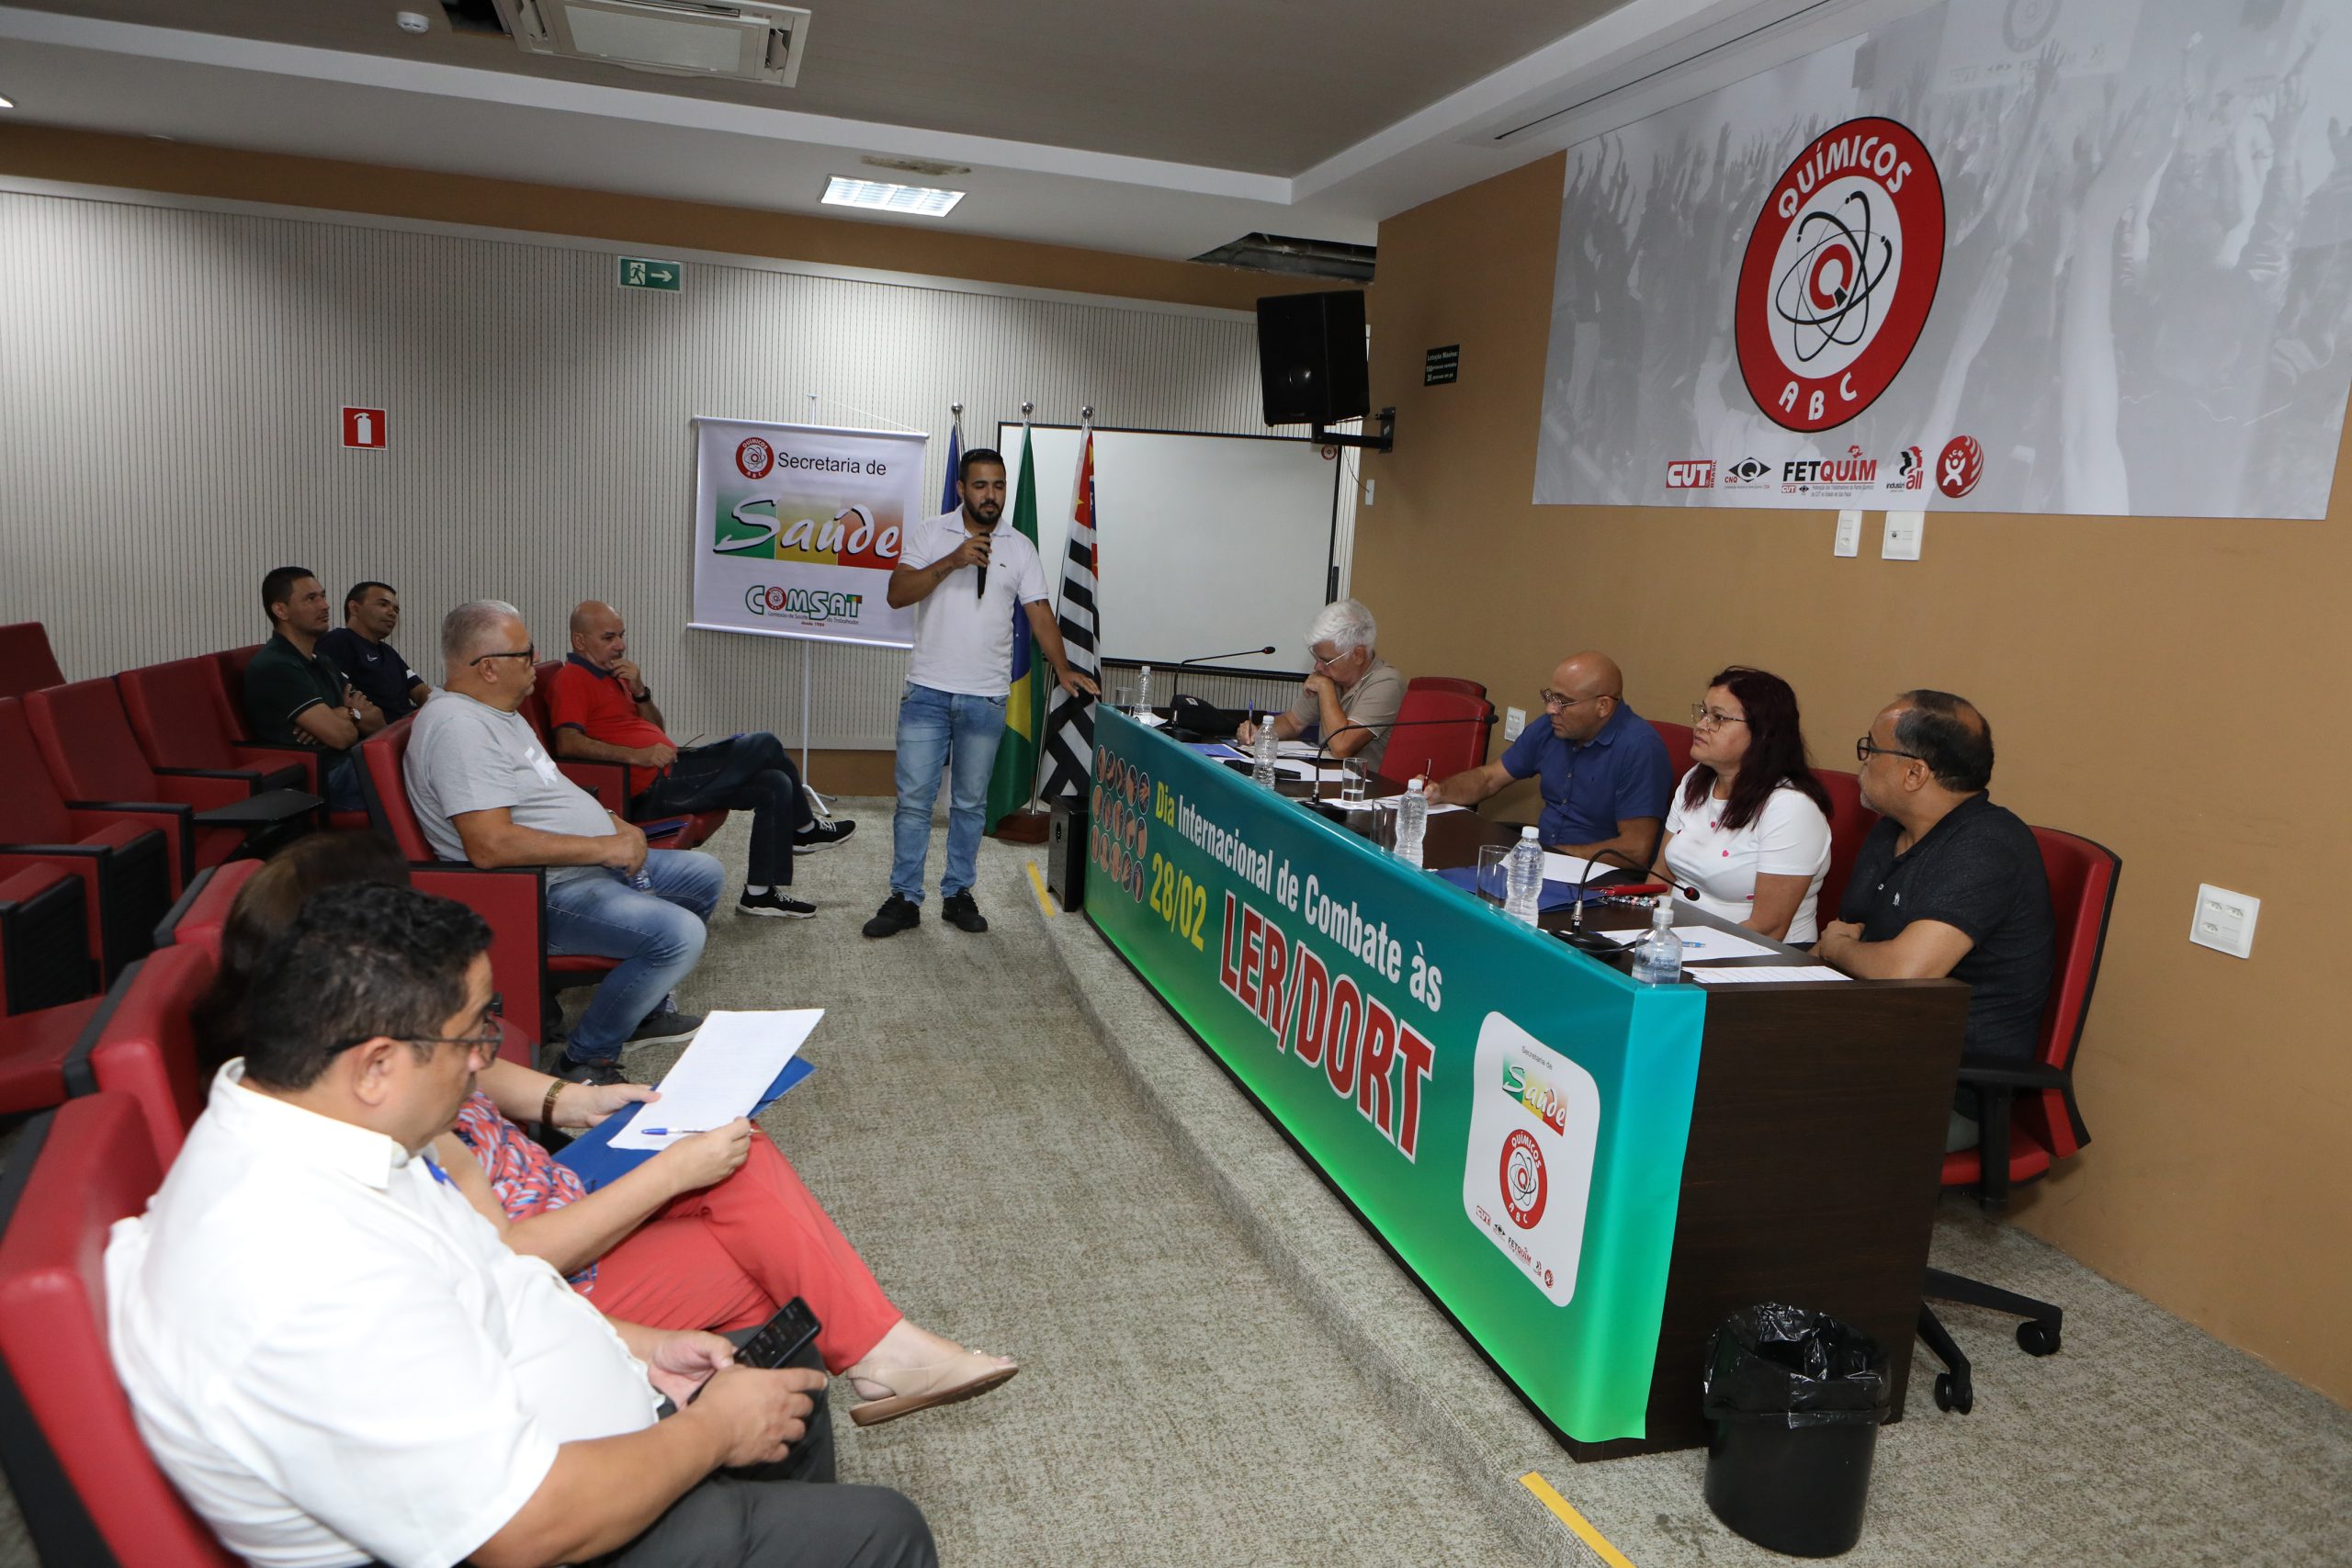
794, 818, 858, 853
737, 889, 817, 919
941, 890, 989, 933
862, 894, 921, 939
626, 1007, 704, 1046
555, 1055, 628, 1087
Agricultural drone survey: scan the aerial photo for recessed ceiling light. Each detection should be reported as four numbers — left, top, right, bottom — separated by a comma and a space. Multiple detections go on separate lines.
821, 176, 964, 218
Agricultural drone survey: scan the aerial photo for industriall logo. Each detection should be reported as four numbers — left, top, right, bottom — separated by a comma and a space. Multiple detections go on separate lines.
1736, 117, 1946, 433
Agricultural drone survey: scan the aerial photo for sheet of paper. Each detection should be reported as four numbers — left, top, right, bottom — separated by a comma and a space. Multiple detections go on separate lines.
1275, 740, 1322, 759
1685, 965, 1853, 985
1133, 711, 1167, 728
1599, 926, 1780, 962
1541, 852, 1613, 886
608, 1009, 824, 1150
1357, 795, 1468, 815
1270, 760, 1357, 783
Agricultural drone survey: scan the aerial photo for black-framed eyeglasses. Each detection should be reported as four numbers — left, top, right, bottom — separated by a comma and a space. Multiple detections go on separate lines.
1691, 703, 1747, 729
1855, 738, 1923, 764
326, 992, 503, 1056
468, 646, 536, 667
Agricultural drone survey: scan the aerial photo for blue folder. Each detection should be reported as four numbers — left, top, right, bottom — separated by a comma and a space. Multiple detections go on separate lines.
1431, 865, 1610, 912
552, 1057, 816, 1191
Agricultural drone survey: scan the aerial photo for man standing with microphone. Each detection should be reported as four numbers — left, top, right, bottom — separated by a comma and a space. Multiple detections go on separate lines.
865, 446, 1097, 939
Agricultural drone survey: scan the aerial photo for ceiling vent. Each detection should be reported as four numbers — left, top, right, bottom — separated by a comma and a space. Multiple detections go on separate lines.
1191, 233, 1375, 284
492, 0, 813, 87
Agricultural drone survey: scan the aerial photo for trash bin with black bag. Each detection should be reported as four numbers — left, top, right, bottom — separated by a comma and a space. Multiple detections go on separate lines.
1702, 1303, 1891, 1557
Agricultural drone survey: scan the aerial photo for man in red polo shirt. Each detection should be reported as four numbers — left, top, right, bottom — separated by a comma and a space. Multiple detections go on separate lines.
547, 601, 854, 919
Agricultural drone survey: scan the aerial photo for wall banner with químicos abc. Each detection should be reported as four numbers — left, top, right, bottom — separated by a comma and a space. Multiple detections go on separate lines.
1534, 0, 2352, 520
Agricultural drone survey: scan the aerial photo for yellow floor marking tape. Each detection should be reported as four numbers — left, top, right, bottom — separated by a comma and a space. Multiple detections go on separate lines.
1024, 860, 1058, 919
1520, 1472, 1637, 1568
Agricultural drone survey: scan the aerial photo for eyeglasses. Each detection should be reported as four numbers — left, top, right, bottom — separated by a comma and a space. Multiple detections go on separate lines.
1540, 689, 1606, 712
1691, 704, 1747, 729
1855, 738, 1923, 764
326, 993, 503, 1057
1310, 648, 1356, 670
468, 646, 536, 667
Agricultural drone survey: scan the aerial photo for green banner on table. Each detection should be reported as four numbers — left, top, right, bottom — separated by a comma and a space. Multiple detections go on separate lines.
1084, 711, 1706, 1440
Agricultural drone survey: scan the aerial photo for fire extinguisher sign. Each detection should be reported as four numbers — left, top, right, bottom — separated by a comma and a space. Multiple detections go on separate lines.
341, 407, 388, 449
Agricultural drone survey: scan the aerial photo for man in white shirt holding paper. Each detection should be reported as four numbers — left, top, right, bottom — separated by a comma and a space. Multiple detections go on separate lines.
107, 882, 934, 1568
865, 446, 1097, 939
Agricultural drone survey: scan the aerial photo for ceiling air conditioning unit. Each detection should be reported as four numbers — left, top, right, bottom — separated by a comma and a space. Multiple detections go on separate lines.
494, 0, 812, 87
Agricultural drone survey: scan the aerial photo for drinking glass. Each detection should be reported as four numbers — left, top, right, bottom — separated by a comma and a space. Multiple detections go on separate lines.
1111, 685, 1135, 714
1340, 758, 1370, 803
1475, 843, 1510, 905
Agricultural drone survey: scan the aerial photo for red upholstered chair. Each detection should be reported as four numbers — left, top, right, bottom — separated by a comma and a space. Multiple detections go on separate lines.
1374, 689, 1496, 786
0, 622, 65, 701
526, 660, 724, 847
63, 942, 217, 1171
1405, 675, 1487, 701
206, 646, 262, 740
0, 696, 173, 984
0, 872, 102, 1114
1651, 719, 1695, 783
22, 680, 260, 892
358, 716, 617, 1051
0, 1093, 242, 1567
151, 860, 264, 955
1810, 766, 1878, 917
1915, 825, 2120, 1416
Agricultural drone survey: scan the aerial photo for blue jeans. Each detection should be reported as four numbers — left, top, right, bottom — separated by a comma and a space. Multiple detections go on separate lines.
322, 757, 364, 815
544, 849, 724, 1063
889, 683, 1007, 904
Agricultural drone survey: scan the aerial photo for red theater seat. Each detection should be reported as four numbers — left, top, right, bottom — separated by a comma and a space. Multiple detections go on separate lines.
0, 696, 172, 984
1405, 675, 1487, 701
151, 860, 264, 955
63, 942, 217, 1171
22, 680, 262, 892
0, 623, 65, 701
1915, 826, 2120, 1416
1651, 719, 1694, 784
1375, 689, 1496, 786
0, 1093, 242, 1567
1811, 766, 1878, 917
1, 861, 97, 1017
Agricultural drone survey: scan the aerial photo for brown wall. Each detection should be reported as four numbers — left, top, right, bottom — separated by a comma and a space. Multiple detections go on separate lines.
0, 125, 1300, 312
1354, 154, 2352, 1404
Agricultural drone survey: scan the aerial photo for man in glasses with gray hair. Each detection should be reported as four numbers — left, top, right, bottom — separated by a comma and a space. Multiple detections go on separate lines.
1234, 598, 1406, 771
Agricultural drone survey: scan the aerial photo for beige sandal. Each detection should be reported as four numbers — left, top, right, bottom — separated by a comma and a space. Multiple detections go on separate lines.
847, 1351, 1020, 1427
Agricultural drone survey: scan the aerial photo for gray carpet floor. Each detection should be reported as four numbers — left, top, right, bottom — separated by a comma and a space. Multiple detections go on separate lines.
3, 800, 2346, 1566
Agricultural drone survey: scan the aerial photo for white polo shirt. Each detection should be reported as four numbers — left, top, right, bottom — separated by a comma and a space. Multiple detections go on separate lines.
901, 507, 1050, 697
106, 1063, 660, 1568
1662, 769, 1834, 943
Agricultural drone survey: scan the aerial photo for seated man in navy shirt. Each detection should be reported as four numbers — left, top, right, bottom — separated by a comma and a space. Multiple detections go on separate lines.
1427, 651, 1673, 868
1815, 690, 2053, 1152
318, 580, 431, 721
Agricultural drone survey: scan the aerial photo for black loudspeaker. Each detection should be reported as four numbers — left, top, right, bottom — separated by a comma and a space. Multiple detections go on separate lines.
1047, 801, 1087, 912
1256, 290, 1370, 427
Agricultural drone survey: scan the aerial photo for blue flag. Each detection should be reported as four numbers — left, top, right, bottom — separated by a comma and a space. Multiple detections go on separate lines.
940, 421, 962, 515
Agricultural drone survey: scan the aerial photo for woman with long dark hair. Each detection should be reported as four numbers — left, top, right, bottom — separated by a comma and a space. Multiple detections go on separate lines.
1656, 666, 1834, 942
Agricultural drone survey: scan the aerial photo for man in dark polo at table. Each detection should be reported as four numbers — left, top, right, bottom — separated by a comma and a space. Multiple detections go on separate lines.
243, 565, 382, 813
318, 579, 432, 720
1816, 690, 2053, 1152
1426, 650, 1674, 869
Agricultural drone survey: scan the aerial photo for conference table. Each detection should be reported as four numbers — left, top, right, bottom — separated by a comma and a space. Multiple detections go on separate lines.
1080, 710, 1965, 1459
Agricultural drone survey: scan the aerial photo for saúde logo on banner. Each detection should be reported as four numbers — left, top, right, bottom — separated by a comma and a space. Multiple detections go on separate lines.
1736, 118, 1945, 433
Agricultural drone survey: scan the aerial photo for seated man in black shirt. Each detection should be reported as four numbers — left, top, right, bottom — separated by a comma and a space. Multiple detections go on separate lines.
1815, 690, 2053, 1152
318, 579, 431, 720
243, 566, 384, 813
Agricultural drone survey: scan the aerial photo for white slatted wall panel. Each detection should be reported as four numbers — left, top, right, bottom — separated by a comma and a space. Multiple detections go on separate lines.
0, 187, 1324, 748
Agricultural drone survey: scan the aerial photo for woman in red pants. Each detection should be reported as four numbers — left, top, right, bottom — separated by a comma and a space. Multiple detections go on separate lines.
196, 831, 1017, 1427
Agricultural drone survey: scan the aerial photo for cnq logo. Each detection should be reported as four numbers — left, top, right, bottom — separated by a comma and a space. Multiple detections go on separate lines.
743, 584, 864, 624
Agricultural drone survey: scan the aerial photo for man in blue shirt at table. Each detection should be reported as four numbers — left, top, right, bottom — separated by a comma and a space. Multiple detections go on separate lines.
1426, 651, 1673, 868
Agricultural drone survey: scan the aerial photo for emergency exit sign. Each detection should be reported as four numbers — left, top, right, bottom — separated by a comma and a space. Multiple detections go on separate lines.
618, 256, 683, 291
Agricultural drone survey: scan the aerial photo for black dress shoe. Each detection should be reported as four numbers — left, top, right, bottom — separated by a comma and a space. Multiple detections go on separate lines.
941, 891, 988, 933
862, 894, 921, 939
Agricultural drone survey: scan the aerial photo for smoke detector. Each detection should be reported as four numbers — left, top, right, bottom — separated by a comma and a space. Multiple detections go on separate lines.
493, 0, 812, 87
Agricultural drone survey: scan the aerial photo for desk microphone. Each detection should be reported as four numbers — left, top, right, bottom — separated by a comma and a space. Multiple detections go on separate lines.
1164, 646, 1278, 738
1563, 845, 1693, 951
1177, 645, 1278, 667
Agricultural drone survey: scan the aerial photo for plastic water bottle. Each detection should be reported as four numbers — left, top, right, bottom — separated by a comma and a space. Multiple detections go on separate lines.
1136, 664, 1154, 716
1503, 825, 1544, 925
1251, 716, 1280, 786
1631, 897, 1684, 986
1393, 777, 1429, 866
625, 867, 654, 892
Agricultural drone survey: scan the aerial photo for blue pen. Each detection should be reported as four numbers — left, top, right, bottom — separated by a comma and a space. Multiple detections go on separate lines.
634, 1127, 708, 1137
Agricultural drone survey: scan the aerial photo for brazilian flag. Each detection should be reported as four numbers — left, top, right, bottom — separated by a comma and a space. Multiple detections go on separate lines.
986, 427, 1046, 829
